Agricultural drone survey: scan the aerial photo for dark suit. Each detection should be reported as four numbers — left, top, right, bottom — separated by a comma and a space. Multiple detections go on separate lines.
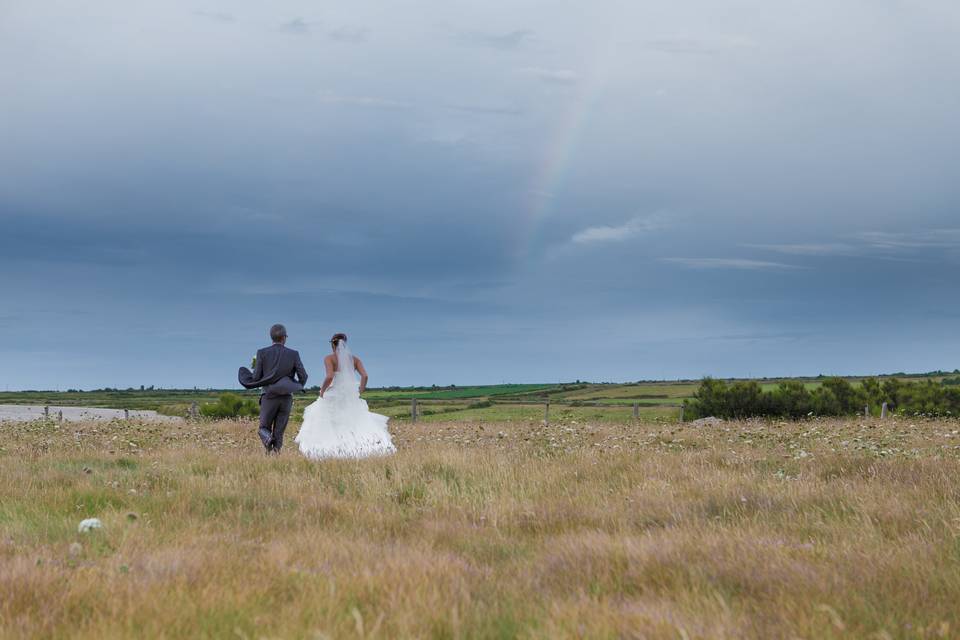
238, 343, 308, 452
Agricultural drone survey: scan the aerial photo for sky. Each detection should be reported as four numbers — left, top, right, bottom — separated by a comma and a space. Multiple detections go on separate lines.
1, 0, 959, 390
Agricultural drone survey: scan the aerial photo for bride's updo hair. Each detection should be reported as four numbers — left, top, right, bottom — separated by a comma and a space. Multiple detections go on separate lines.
330, 333, 348, 348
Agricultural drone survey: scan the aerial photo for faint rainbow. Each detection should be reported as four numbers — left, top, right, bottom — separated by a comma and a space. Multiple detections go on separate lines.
519, 57, 610, 260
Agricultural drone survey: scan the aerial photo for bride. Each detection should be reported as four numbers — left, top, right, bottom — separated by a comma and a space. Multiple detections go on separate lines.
295, 333, 396, 459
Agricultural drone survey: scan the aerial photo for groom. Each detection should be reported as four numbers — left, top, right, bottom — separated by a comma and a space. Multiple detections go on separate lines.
238, 324, 308, 454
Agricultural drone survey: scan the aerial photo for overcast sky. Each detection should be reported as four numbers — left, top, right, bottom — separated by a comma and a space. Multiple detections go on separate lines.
2, 0, 959, 390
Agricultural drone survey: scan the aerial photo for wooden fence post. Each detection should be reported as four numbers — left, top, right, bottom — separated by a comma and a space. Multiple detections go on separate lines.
544, 401, 550, 426
58, 410, 63, 423
189, 402, 199, 420
411, 398, 418, 423
679, 405, 685, 423
881, 402, 888, 419
44, 406, 49, 419
124, 409, 130, 420
633, 402, 639, 419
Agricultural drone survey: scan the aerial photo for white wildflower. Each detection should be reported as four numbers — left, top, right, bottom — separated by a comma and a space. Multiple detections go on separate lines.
78, 518, 102, 533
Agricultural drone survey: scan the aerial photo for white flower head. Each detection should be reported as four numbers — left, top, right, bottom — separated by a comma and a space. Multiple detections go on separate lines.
78, 518, 103, 533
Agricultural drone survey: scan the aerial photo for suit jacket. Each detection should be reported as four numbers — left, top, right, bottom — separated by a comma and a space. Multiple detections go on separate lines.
238, 343, 308, 398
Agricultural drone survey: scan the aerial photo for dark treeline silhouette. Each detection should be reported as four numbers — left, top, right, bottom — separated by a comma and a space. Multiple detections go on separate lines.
686, 377, 960, 419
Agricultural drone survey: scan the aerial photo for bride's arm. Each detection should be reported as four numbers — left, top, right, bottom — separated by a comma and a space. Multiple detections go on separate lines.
319, 357, 335, 398
354, 357, 369, 394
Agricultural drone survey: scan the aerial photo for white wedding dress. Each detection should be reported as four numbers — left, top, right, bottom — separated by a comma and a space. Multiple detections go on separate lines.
295, 343, 396, 459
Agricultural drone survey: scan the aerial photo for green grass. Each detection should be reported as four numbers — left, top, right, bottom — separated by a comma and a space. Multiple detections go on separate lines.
1, 374, 949, 424
363, 384, 561, 400
558, 383, 698, 400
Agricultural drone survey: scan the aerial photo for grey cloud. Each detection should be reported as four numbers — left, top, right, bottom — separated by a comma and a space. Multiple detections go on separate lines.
280, 17, 312, 35
750, 230, 960, 259
856, 229, 960, 250
193, 10, 235, 23
661, 258, 807, 271
2, 0, 959, 388
571, 216, 667, 245
517, 67, 578, 85
443, 104, 523, 116
317, 95, 519, 116
316, 91, 412, 109
745, 243, 862, 256
459, 29, 533, 50
279, 18, 367, 41
703, 331, 812, 343
641, 35, 756, 55
327, 26, 369, 43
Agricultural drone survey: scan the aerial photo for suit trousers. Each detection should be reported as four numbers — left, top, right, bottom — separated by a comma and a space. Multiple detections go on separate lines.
258, 394, 294, 452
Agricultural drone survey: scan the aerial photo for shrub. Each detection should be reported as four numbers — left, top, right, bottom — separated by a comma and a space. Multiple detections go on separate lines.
724, 381, 766, 418
685, 376, 960, 419
770, 380, 816, 418
201, 394, 259, 418
894, 381, 960, 416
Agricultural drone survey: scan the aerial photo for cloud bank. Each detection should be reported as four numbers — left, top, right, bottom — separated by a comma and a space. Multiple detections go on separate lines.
1, 0, 958, 388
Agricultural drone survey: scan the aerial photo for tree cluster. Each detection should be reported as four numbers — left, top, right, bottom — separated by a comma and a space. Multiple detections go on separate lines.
685, 377, 960, 419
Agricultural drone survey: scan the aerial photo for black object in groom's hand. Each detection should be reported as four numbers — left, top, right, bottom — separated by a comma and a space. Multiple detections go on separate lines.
238, 366, 305, 397
238, 344, 309, 397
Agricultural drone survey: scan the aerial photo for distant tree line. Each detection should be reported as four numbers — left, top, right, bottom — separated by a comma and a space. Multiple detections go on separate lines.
685, 377, 960, 419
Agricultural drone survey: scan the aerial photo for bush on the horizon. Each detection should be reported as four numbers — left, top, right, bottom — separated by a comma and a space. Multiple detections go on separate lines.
200, 393, 259, 418
686, 376, 960, 419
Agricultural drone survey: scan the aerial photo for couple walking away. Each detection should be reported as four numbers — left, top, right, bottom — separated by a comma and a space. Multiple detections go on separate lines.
238, 324, 396, 459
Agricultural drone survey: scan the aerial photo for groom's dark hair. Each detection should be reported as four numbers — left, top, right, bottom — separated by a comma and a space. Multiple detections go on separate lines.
270, 324, 288, 343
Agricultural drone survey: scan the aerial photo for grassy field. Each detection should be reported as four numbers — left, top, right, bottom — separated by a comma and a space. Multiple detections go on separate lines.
362, 385, 562, 401
0, 384, 689, 424
2, 375, 951, 425
3, 415, 960, 638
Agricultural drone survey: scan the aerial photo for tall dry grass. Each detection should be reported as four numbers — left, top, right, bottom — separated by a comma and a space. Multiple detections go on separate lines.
2, 416, 959, 639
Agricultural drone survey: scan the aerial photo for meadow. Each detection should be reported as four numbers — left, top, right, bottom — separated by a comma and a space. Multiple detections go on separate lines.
0, 383, 691, 425
2, 414, 960, 638
1, 374, 952, 426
